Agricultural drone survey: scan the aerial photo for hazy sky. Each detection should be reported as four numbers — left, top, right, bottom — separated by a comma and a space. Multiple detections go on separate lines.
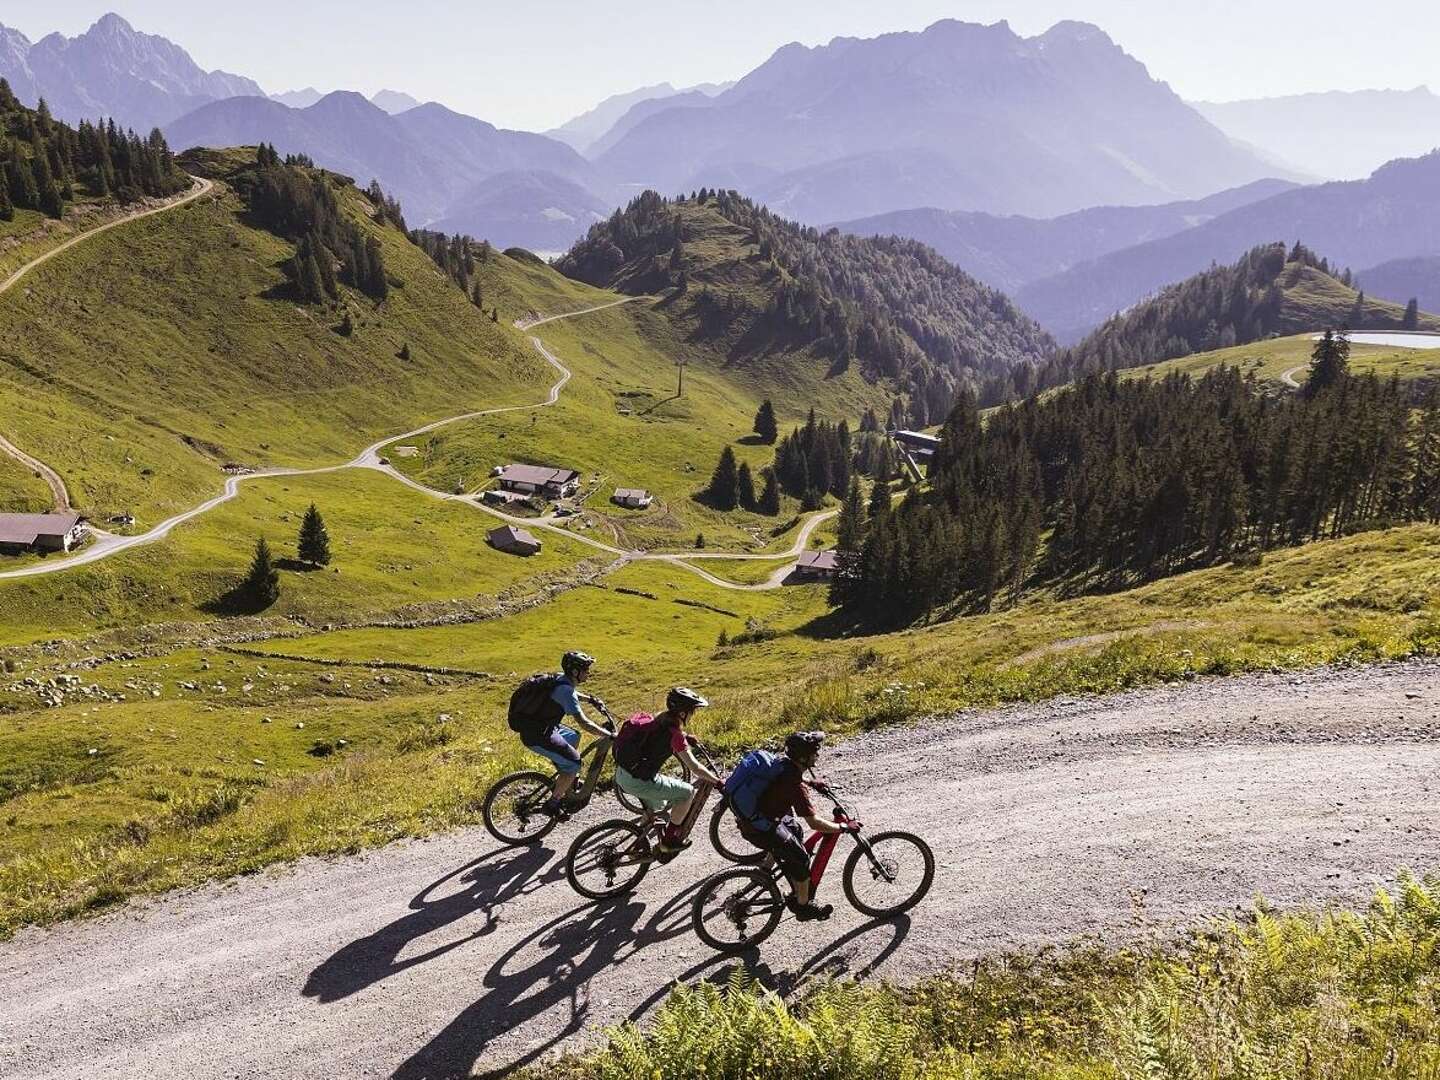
5, 1, 1437, 131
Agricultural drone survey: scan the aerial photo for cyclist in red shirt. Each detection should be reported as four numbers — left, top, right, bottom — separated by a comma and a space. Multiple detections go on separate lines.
737, 730, 851, 921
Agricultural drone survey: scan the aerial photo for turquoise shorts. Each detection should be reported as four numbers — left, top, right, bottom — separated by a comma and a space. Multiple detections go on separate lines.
615, 766, 694, 811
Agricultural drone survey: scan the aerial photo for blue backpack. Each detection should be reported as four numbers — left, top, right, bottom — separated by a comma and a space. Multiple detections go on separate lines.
722, 749, 789, 832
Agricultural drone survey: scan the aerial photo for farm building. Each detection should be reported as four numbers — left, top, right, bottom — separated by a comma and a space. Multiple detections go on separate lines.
487, 524, 542, 556
497, 464, 579, 499
481, 489, 530, 507
794, 549, 839, 579
0, 512, 87, 555
889, 429, 940, 458
611, 488, 652, 509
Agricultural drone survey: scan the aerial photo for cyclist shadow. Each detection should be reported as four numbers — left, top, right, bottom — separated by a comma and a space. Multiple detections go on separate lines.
302, 843, 555, 1004
391, 881, 704, 1080
624, 912, 916, 1022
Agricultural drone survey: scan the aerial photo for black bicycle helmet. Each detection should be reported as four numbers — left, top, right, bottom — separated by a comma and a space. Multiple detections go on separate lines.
785, 730, 826, 758
561, 650, 595, 677
666, 686, 709, 713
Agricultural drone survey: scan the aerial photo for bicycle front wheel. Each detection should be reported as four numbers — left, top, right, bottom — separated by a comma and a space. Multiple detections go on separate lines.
566, 819, 654, 899
482, 770, 558, 846
692, 868, 784, 953
708, 799, 765, 864
842, 830, 935, 917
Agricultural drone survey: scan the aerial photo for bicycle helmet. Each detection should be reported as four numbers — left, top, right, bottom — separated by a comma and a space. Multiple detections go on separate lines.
784, 730, 826, 759
666, 687, 709, 713
561, 650, 596, 678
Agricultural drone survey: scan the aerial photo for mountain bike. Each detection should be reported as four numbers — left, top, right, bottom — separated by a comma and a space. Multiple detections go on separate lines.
690, 779, 934, 952
481, 702, 690, 846
564, 739, 734, 899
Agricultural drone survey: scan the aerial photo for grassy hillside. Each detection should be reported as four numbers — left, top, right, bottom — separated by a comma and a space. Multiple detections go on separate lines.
1043, 242, 1440, 388
389, 268, 888, 552
0, 454, 53, 513
1122, 332, 1440, 387
6, 522, 1438, 935
0, 149, 549, 527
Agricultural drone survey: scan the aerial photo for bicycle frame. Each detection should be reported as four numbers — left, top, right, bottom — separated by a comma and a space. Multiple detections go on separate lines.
567, 735, 613, 806
799, 787, 858, 896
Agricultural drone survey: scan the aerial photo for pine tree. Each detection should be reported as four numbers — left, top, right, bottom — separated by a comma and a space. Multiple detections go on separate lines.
829, 478, 866, 605
0, 182, 11, 222
758, 469, 781, 515
736, 461, 756, 510
338, 311, 355, 337
241, 537, 280, 608
1305, 329, 1350, 396
297, 504, 331, 567
1403, 298, 1420, 331
753, 400, 778, 444
398, 342, 411, 361
705, 446, 740, 510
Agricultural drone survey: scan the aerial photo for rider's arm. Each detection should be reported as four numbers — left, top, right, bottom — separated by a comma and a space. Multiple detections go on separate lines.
553, 683, 612, 738
803, 813, 848, 835
676, 744, 723, 787
798, 778, 849, 834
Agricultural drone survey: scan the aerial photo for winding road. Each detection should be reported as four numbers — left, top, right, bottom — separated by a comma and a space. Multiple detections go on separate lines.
3, 657, 1437, 1079
0, 189, 827, 589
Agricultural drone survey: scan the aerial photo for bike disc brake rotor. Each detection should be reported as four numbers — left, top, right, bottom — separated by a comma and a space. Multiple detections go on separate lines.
869, 855, 899, 884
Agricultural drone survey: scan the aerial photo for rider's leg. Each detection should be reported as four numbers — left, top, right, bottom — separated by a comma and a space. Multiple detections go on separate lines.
527, 726, 581, 809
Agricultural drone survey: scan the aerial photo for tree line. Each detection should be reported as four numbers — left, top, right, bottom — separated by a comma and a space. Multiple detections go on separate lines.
833, 330, 1440, 625
410, 228, 497, 317
236, 144, 390, 303
0, 81, 188, 221
557, 189, 1054, 428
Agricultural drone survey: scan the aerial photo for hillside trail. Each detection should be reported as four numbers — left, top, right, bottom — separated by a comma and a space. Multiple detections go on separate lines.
0, 194, 825, 589
3, 657, 1437, 1079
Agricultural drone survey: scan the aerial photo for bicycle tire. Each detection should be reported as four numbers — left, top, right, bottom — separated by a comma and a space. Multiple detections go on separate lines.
841, 830, 935, 917
614, 758, 693, 814
708, 799, 765, 865
482, 770, 558, 846
565, 819, 654, 899
691, 867, 784, 953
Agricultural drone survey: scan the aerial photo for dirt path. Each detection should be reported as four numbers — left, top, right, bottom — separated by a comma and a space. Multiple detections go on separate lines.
0, 433, 69, 512
4, 658, 1437, 1079
1281, 365, 1305, 388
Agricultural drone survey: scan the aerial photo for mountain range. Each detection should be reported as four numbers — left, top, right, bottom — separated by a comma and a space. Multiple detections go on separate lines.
1194, 88, 1440, 181
589, 19, 1283, 223
1015, 151, 1440, 342
545, 80, 732, 154
0, 13, 261, 131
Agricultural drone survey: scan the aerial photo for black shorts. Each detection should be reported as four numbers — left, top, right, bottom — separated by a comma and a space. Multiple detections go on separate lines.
742, 816, 810, 881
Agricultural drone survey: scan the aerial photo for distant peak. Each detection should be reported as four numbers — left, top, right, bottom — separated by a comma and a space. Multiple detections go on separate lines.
1039, 20, 1117, 46
89, 12, 136, 35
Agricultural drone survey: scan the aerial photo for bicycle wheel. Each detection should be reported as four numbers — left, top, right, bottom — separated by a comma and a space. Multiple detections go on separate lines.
566, 819, 655, 899
842, 830, 935, 917
614, 758, 692, 813
708, 799, 765, 865
692, 868, 784, 953
482, 770, 558, 846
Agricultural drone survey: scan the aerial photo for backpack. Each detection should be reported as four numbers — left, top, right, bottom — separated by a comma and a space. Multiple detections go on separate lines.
507, 673, 565, 733
613, 712, 674, 780
722, 749, 789, 832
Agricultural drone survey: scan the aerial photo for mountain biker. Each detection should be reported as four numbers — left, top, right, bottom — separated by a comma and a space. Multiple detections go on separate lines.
509, 651, 614, 817
732, 730, 851, 921
612, 687, 724, 853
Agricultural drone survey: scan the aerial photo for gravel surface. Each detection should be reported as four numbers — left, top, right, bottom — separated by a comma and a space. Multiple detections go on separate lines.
4, 658, 1439, 1078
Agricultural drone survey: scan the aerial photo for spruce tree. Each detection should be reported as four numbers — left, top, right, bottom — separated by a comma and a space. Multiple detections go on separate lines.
1403, 298, 1420, 331
1305, 329, 1350, 396
758, 469, 781, 515
736, 461, 756, 510
241, 537, 280, 608
297, 504, 331, 567
0, 182, 11, 222
830, 478, 866, 606
705, 446, 739, 510
753, 400, 778, 444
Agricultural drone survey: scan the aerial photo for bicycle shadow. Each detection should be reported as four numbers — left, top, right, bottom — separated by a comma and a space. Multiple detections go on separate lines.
389, 878, 708, 1080
302, 844, 555, 1004
623, 912, 916, 1023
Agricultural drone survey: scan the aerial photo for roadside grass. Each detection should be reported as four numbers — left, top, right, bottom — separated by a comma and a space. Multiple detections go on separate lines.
0, 468, 592, 647
1124, 332, 1440, 387
471, 248, 613, 324
4, 526, 1440, 935
0, 193, 142, 283
0, 453, 53, 513
386, 293, 884, 553
545, 871, 1440, 1080
0, 175, 548, 524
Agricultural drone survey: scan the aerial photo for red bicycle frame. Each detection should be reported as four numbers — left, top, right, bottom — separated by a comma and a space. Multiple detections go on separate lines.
801, 798, 857, 894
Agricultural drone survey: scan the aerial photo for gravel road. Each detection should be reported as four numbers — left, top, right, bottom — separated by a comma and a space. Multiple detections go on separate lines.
4, 659, 1439, 1078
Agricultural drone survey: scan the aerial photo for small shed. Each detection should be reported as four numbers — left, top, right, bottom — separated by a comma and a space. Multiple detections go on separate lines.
889, 429, 941, 458
0, 512, 86, 554
794, 549, 840, 579
481, 489, 530, 507
488, 524, 542, 556
611, 488, 652, 509
497, 464, 580, 499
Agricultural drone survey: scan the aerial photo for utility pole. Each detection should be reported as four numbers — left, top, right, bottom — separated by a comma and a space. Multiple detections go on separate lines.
675, 358, 687, 397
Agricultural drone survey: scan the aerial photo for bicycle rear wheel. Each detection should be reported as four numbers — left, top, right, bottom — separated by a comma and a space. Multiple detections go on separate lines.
482, 770, 558, 846
614, 758, 692, 813
708, 799, 765, 865
692, 868, 784, 953
566, 819, 654, 899
842, 830, 935, 917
